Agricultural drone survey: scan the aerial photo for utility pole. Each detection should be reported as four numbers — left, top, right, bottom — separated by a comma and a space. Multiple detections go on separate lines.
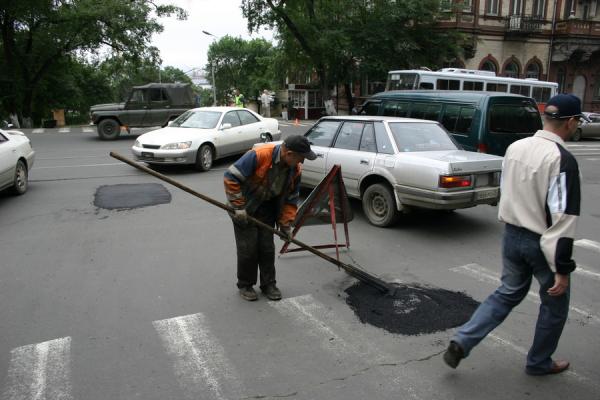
202, 30, 219, 106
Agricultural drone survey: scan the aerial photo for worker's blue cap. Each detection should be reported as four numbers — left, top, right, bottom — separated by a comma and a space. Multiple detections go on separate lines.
544, 94, 582, 119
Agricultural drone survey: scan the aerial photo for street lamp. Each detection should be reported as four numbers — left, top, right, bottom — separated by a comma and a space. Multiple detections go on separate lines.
202, 30, 218, 106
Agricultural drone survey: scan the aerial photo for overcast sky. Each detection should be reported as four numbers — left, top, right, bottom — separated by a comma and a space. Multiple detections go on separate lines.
152, 0, 275, 73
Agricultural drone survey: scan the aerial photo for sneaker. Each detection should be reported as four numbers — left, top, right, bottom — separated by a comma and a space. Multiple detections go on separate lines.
239, 286, 258, 301
443, 341, 464, 369
261, 285, 282, 301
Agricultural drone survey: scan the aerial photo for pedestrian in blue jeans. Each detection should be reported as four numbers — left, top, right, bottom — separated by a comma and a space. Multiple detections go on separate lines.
444, 94, 582, 376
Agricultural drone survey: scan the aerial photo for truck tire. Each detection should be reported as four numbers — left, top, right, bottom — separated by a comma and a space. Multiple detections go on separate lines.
362, 183, 399, 227
97, 119, 121, 140
195, 144, 214, 171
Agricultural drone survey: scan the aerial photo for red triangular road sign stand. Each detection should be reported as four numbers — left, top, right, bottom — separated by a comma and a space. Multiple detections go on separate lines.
280, 164, 352, 261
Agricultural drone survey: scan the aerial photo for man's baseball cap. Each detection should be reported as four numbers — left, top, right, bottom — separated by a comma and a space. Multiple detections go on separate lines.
544, 94, 582, 119
283, 135, 317, 160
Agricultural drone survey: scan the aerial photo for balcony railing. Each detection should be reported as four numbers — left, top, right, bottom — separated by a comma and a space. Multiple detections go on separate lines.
505, 14, 543, 34
555, 19, 600, 37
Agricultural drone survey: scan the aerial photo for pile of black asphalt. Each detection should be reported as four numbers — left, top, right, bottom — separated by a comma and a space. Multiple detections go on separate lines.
345, 282, 480, 335
94, 183, 171, 210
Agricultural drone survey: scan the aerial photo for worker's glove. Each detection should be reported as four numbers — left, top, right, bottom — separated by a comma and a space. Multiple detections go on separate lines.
232, 209, 248, 227
279, 225, 293, 242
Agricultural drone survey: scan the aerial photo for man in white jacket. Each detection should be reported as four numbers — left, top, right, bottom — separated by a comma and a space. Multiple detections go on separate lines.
443, 94, 582, 376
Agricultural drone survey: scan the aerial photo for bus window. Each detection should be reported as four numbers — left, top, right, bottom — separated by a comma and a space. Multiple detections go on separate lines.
437, 79, 460, 90
532, 87, 552, 103
387, 73, 418, 90
463, 81, 484, 91
382, 101, 410, 117
486, 83, 508, 92
410, 103, 442, 121
510, 85, 531, 96
442, 105, 460, 132
419, 82, 434, 89
456, 107, 476, 135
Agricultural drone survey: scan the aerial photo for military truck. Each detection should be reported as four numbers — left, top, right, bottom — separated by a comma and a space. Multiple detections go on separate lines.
90, 83, 196, 140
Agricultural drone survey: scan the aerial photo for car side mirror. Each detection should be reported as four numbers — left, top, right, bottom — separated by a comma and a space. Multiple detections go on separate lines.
220, 123, 232, 130
167, 120, 174, 126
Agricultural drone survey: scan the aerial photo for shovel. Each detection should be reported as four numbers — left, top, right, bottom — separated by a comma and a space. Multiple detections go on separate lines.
110, 152, 394, 294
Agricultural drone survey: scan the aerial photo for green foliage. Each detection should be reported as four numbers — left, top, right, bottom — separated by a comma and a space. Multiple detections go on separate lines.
0, 0, 185, 125
205, 36, 280, 105
241, 0, 466, 101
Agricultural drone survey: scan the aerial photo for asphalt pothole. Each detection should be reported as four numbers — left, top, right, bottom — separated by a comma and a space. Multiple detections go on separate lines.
94, 183, 171, 210
345, 282, 479, 335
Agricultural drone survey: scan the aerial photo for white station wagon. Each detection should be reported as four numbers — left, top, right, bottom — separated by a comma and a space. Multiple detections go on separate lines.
0, 128, 35, 195
300, 116, 503, 226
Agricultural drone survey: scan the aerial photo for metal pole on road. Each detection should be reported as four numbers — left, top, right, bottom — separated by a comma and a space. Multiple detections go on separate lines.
109, 152, 392, 294
202, 30, 218, 106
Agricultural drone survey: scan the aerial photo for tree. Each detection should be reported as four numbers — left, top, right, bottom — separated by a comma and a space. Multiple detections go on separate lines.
241, 0, 465, 113
205, 36, 280, 105
0, 0, 186, 126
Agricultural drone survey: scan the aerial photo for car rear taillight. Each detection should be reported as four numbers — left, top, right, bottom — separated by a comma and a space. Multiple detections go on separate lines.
477, 143, 488, 153
439, 175, 472, 188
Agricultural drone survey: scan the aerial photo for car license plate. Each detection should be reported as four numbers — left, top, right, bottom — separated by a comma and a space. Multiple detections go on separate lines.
141, 152, 154, 158
476, 189, 497, 200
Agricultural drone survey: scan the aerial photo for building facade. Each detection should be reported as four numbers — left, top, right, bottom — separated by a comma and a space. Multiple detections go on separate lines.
439, 0, 600, 111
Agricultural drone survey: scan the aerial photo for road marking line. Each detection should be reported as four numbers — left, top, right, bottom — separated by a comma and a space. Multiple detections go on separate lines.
2, 337, 72, 400
58, 128, 70, 133
575, 265, 600, 280
487, 333, 599, 389
585, 158, 600, 161
270, 294, 428, 399
575, 239, 600, 253
82, 127, 95, 133
153, 313, 241, 400
34, 163, 125, 169
450, 264, 600, 325
31, 129, 45, 134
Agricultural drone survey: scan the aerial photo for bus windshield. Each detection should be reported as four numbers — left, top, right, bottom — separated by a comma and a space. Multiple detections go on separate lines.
387, 73, 418, 91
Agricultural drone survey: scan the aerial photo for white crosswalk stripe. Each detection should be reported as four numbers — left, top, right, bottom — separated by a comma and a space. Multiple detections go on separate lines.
450, 263, 600, 325
58, 128, 70, 133
269, 294, 434, 400
575, 239, 600, 253
82, 127, 95, 133
31, 128, 44, 134
153, 313, 242, 400
2, 337, 72, 400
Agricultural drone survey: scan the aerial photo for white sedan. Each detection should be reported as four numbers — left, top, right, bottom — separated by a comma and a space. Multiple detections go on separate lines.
132, 107, 280, 171
301, 116, 503, 227
0, 128, 35, 195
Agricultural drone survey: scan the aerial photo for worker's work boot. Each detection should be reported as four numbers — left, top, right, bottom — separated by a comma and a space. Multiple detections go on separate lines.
239, 286, 258, 301
262, 284, 282, 301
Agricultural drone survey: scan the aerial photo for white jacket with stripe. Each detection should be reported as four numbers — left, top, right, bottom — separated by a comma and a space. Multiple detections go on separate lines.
498, 130, 581, 275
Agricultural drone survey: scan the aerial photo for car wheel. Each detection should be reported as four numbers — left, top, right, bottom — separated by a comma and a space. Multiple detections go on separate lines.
97, 119, 121, 140
362, 183, 399, 227
571, 128, 582, 142
195, 144, 213, 171
11, 160, 28, 195
260, 132, 273, 142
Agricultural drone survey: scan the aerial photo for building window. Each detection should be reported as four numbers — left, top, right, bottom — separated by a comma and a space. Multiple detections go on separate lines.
556, 68, 566, 93
481, 60, 497, 73
462, 0, 473, 12
532, 0, 545, 18
526, 63, 540, 79
564, 0, 574, 19
511, 0, 523, 15
504, 61, 520, 78
594, 79, 600, 99
486, 0, 499, 15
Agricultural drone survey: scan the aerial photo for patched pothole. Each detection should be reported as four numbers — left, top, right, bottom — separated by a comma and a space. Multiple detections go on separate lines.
345, 282, 479, 335
94, 183, 171, 210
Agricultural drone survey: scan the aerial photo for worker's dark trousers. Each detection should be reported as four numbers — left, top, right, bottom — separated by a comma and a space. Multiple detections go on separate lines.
232, 201, 277, 290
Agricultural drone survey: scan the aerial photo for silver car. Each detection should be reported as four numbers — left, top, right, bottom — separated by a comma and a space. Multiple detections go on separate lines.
573, 112, 600, 141
132, 107, 280, 171
301, 116, 503, 226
